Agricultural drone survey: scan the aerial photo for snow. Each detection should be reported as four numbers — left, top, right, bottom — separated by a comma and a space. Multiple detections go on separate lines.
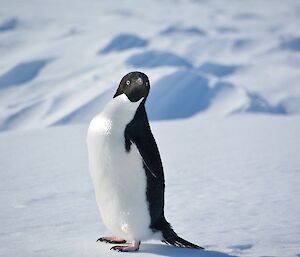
0, 59, 49, 88
146, 71, 286, 120
1, 0, 300, 256
196, 62, 239, 78
1, 0, 300, 131
0, 18, 18, 32
1, 116, 300, 257
126, 50, 193, 68
99, 34, 149, 54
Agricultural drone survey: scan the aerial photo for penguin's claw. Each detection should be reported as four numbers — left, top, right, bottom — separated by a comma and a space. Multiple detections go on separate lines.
110, 245, 139, 252
110, 240, 141, 252
97, 236, 127, 244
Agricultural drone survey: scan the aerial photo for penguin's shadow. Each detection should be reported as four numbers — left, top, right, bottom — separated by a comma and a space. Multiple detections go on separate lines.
141, 244, 237, 257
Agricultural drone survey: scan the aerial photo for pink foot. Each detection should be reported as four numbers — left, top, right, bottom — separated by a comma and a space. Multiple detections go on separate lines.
110, 240, 141, 252
97, 236, 127, 244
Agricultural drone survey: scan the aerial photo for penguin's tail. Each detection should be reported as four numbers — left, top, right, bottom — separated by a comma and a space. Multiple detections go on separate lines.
158, 217, 204, 249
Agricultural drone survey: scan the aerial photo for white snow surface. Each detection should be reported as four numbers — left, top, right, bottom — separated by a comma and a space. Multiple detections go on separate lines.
1, 0, 300, 256
1, 115, 300, 257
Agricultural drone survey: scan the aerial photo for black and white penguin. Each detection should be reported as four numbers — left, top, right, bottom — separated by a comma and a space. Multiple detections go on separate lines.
87, 71, 203, 252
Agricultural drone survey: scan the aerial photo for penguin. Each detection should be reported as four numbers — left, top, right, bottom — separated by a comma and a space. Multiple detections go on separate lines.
87, 71, 203, 252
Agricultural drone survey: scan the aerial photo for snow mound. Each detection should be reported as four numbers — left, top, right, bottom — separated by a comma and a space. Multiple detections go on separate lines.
127, 50, 192, 68
0, 100, 45, 131
210, 81, 286, 115
0, 59, 50, 88
234, 92, 286, 114
147, 71, 286, 120
280, 37, 300, 51
231, 38, 253, 51
147, 70, 210, 119
53, 89, 113, 125
0, 18, 18, 32
229, 244, 253, 251
0, 0, 299, 133
99, 34, 148, 54
216, 26, 238, 34
234, 13, 261, 21
160, 25, 206, 36
197, 62, 239, 78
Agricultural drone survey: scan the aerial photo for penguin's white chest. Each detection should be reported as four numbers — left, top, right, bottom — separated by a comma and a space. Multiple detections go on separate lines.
87, 95, 152, 240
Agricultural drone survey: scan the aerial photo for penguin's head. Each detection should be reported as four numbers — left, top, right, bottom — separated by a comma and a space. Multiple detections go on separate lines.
113, 71, 150, 102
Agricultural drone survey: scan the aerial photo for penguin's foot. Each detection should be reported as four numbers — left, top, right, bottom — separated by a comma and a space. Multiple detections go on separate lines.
110, 240, 141, 252
97, 236, 127, 244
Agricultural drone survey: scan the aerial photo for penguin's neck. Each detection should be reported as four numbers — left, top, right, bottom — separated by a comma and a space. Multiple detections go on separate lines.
93, 94, 142, 135
103, 94, 141, 122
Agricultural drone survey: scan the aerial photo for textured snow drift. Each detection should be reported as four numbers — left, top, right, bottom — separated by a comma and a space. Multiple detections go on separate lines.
1, 116, 300, 257
147, 70, 286, 120
0, 0, 300, 131
160, 25, 206, 36
0, 18, 18, 32
126, 50, 193, 68
0, 59, 50, 88
279, 37, 300, 52
99, 34, 148, 54
196, 62, 239, 78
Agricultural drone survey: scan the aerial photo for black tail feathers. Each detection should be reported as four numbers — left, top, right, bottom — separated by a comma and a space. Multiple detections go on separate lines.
162, 230, 204, 249
159, 217, 204, 249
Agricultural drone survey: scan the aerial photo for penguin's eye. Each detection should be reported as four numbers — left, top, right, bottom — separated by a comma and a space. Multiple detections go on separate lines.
126, 80, 131, 86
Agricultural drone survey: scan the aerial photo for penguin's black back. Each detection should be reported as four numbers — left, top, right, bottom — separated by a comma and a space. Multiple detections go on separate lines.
124, 102, 165, 229
125, 101, 202, 249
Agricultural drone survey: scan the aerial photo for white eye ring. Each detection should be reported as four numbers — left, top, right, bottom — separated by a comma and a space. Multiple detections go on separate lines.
126, 80, 131, 85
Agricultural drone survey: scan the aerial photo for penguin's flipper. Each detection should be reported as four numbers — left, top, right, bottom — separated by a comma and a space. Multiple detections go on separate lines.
124, 109, 164, 181
125, 107, 166, 224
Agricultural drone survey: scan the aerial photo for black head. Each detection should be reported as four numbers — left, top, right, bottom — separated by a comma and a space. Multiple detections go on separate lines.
113, 71, 150, 102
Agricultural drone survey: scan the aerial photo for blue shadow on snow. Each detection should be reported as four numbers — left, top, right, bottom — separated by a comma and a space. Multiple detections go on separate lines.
126, 50, 192, 68
99, 33, 148, 54
280, 37, 300, 52
0, 18, 18, 32
147, 70, 211, 120
0, 59, 50, 89
196, 62, 239, 77
160, 25, 206, 36
141, 243, 237, 257
146, 70, 287, 120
